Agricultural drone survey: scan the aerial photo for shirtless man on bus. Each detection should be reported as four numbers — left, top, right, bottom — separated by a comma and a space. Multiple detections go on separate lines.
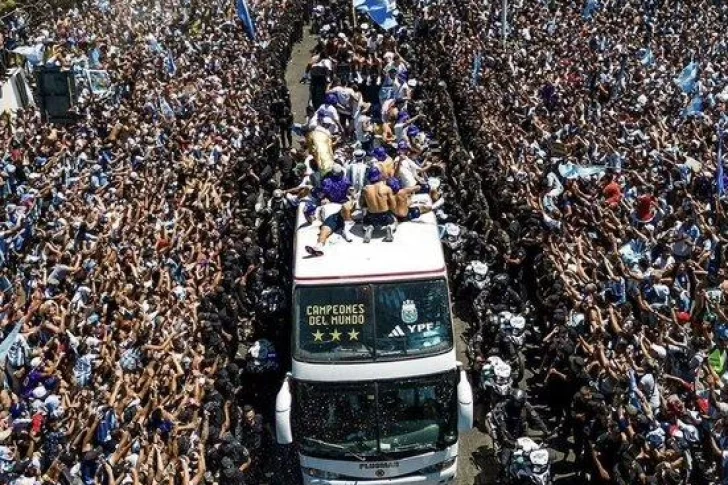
390, 179, 434, 222
362, 167, 397, 243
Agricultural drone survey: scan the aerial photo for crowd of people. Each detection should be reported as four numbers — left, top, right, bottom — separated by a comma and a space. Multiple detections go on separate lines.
4, 0, 728, 483
406, 0, 728, 483
0, 0, 305, 483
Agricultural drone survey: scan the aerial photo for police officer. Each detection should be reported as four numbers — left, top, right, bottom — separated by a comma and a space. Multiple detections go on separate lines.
492, 390, 549, 468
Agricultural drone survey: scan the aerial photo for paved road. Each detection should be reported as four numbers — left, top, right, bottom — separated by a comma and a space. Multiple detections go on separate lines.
285, 31, 318, 129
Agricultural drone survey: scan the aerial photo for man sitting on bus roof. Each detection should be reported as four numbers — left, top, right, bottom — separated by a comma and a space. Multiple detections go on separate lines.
388, 178, 438, 223
362, 166, 397, 243
372, 146, 395, 179
304, 164, 354, 257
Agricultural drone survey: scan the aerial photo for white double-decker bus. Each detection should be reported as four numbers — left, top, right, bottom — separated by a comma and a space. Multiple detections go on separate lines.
275, 197, 473, 485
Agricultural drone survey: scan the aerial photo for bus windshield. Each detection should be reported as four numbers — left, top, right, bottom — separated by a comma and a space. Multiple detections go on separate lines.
294, 372, 458, 460
295, 279, 453, 362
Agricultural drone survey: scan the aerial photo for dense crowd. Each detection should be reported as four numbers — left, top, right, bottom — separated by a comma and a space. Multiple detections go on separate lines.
5, 0, 728, 483
0, 0, 304, 483
408, 0, 728, 483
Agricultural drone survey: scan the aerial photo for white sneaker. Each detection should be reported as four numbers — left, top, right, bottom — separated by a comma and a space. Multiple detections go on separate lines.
363, 225, 374, 243
384, 225, 394, 242
343, 221, 355, 242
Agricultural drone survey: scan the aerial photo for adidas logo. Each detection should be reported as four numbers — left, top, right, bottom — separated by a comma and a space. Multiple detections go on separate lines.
388, 325, 406, 337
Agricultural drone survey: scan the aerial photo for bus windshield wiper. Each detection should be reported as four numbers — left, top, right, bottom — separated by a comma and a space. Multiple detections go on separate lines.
303, 437, 367, 461
387, 442, 438, 452
303, 437, 347, 450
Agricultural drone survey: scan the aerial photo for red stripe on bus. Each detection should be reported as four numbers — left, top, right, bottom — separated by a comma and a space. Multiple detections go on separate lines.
294, 267, 446, 282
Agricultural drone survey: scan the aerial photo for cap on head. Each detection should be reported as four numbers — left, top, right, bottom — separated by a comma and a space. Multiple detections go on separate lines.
406, 126, 420, 138
368, 166, 383, 183
373, 147, 388, 161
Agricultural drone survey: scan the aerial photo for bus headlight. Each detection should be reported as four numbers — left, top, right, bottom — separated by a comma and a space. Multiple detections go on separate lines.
302, 467, 347, 479
421, 457, 456, 474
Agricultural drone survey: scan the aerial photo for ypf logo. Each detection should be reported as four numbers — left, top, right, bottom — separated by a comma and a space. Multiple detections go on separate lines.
401, 300, 418, 324
375, 469, 386, 478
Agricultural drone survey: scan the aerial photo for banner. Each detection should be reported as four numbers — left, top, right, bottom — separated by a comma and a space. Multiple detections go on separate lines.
0, 322, 22, 364
87, 70, 112, 96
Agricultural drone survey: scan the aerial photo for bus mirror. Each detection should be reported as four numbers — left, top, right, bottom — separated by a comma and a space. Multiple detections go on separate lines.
457, 369, 473, 432
276, 377, 294, 445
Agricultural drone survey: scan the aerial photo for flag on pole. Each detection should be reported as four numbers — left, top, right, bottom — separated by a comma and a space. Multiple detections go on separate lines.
166, 50, 177, 76
236, 0, 256, 40
471, 53, 482, 87
719, 122, 726, 197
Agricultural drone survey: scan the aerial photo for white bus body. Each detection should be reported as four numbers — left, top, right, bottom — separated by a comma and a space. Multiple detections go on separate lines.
276, 196, 473, 485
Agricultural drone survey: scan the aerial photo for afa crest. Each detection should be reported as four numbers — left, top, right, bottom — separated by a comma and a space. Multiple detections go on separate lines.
401, 300, 418, 324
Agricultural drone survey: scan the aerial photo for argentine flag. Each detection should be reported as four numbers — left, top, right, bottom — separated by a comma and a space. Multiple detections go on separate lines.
236, 0, 256, 41
166, 50, 177, 76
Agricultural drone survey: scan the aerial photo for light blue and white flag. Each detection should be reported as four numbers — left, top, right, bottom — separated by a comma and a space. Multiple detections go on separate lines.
471, 53, 482, 87
236, 0, 256, 40
355, 0, 398, 30
683, 95, 704, 118
582, 0, 599, 20
97, 0, 110, 12
11, 44, 44, 66
159, 97, 175, 119
719, 120, 727, 197
638, 48, 654, 67
166, 50, 177, 76
674, 61, 699, 93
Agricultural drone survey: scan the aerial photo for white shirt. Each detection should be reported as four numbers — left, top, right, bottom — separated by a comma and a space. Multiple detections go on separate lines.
314, 104, 340, 124
396, 157, 420, 188
354, 113, 372, 143
348, 162, 368, 193
329, 86, 355, 111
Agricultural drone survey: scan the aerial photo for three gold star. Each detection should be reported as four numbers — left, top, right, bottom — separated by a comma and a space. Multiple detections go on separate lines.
312, 328, 362, 343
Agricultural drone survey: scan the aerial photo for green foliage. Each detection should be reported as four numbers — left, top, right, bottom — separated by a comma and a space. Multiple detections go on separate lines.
0, 0, 18, 17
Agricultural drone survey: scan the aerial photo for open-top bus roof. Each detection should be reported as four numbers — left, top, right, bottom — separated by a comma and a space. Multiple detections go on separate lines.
293, 194, 446, 283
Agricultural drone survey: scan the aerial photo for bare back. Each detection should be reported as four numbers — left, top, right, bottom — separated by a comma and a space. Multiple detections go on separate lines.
363, 181, 395, 213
